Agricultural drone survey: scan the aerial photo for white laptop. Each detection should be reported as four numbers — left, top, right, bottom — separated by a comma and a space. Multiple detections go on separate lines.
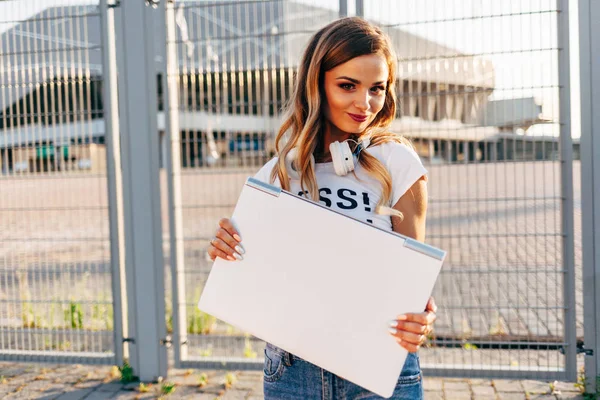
198, 177, 445, 398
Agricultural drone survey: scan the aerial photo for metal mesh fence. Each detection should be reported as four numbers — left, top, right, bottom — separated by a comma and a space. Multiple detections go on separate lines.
0, 0, 579, 379
167, 0, 578, 379
368, 0, 578, 377
0, 1, 116, 363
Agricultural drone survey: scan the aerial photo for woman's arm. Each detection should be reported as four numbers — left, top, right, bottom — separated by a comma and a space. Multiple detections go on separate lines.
391, 175, 427, 240
388, 175, 437, 353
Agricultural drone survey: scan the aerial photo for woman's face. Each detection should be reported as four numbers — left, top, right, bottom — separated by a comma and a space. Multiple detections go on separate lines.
323, 53, 389, 135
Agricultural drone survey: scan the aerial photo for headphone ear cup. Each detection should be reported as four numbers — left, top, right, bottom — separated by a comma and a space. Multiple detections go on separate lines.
330, 140, 356, 176
284, 147, 314, 179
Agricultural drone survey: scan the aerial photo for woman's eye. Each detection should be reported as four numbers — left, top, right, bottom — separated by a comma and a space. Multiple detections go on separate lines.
339, 83, 354, 90
370, 86, 386, 94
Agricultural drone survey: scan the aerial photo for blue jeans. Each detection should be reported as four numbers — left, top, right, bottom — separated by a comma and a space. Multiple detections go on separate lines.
263, 343, 424, 399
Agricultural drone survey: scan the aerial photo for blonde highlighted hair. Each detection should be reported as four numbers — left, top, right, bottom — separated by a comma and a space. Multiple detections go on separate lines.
270, 17, 413, 212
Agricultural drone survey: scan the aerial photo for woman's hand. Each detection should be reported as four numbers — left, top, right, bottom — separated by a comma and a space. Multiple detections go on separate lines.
207, 218, 245, 262
388, 297, 437, 353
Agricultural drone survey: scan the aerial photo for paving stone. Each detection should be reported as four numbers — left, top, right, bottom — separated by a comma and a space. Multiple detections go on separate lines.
444, 390, 473, 400
81, 391, 117, 400
424, 378, 444, 391
239, 371, 262, 379
493, 380, 524, 393
551, 381, 581, 393
34, 393, 63, 400
74, 380, 103, 390
471, 379, 494, 386
0, 384, 20, 397
20, 380, 54, 392
0, 368, 27, 378
233, 377, 262, 390
7, 390, 47, 400
472, 395, 498, 400
496, 394, 528, 400
444, 380, 471, 391
95, 383, 124, 392
53, 374, 90, 385
528, 396, 557, 399
105, 392, 150, 400
197, 381, 228, 395
7, 372, 41, 385
221, 389, 251, 399
472, 384, 496, 396
424, 390, 444, 399
555, 394, 585, 400
54, 388, 95, 400
522, 380, 552, 394
177, 394, 224, 400
167, 373, 196, 384
39, 383, 71, 394
121, 382, 140, 391
245, 381, 264, 395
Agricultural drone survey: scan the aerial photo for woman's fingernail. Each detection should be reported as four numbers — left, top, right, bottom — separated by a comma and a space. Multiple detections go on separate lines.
388, 327, 398, 335
388, 320, 398, 328
233, 234, 242, 242
227, 256, 235, 261
235, 245, 245, 255
233, 252, 243, 261
397, 315, 407, 321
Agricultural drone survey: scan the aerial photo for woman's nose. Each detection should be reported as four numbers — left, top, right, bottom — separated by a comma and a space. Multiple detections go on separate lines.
354, 91, 370, 111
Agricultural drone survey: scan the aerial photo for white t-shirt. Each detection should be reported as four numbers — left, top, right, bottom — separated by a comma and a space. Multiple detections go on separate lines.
253, 142, 428, 232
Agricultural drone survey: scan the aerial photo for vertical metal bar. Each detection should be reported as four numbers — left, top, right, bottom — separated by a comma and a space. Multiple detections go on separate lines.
162, 0, 187, 367
579, 0, 600, 392
115, 0, 168, 380
99, 0, 126, 367
556, 0, 577, 382
339, 0, 348, 18
355, 0, 364, 17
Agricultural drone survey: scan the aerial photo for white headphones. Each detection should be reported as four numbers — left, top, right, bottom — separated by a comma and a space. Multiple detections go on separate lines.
285, 137, 371, 178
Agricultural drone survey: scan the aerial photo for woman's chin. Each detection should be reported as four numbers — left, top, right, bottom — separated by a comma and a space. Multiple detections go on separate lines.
335, 123, 366, 134
328, 120, 368, 135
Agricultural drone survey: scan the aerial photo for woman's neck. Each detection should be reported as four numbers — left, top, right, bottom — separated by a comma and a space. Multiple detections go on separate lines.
315, 122, 354, 163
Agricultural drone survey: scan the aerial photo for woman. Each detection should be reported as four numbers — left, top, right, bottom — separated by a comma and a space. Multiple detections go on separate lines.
207, 17, 436, 400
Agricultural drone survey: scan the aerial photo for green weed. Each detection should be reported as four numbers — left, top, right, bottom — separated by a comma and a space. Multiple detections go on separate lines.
119, 362, 138, 383
160, 382, 176, 395
198, 372, 209, 388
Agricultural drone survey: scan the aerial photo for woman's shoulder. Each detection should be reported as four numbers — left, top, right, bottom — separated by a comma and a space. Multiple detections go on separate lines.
367, 139, 421, 164
253, 157, 279, 183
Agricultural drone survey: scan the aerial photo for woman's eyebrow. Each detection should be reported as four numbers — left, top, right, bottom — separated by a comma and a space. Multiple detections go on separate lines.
336, 76, 386, 85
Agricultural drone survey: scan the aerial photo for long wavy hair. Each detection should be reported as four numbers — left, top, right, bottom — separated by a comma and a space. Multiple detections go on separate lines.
270, 17, 412, 212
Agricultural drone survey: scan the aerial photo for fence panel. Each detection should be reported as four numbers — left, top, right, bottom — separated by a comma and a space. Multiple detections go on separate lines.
163, 0, 578, 380
0, 0, 122, 365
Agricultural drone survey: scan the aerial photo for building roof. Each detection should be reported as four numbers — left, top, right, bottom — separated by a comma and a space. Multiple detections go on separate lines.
0, 1, 495, 114
481, 97, 547, 129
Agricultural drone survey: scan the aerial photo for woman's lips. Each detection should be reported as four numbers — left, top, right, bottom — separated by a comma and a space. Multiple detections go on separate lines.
348, 113, 368, 122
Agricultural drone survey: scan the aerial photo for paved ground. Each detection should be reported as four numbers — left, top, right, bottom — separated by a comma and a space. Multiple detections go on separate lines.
0, 361, 588, 399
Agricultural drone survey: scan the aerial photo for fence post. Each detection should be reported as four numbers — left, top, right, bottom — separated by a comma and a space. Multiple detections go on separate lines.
355, 0, 364, 17
159, 0, 188, 367
339, 0, 347, 17
556, 0, 577, 383
579, 0, 600, 393
114, 0, 168, 381
99, 0, 127, 368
